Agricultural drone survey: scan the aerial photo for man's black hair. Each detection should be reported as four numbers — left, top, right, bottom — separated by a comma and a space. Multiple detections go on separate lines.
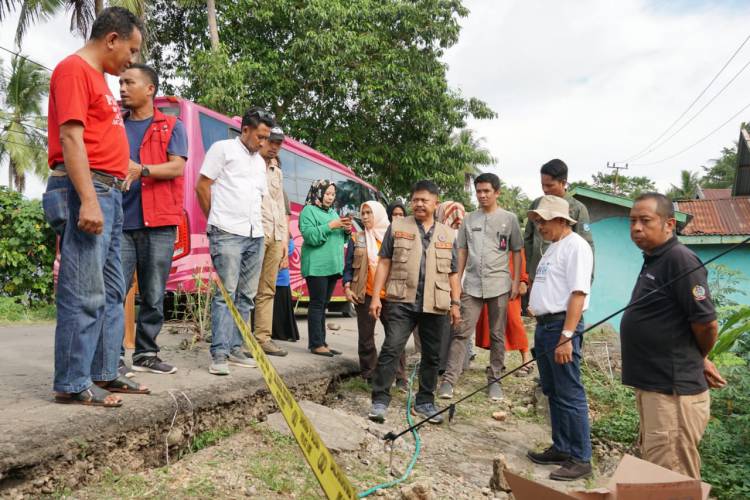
127, 63, 159, 96
90, 7, 143, 41
474, 172, 501, 191
540, 159, 568, 182
410, 180, 440, 197
242, 106, 275, 129
634, 192, 675, 220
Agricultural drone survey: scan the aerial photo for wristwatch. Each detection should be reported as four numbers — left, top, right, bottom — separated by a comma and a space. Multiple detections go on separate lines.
141, 165, 151, 177
561, 329, 574, 339
450, 299, 461, 306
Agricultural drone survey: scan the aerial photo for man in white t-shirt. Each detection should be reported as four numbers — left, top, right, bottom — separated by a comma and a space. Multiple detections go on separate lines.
195, 107, 274, 375
526, 195, 594, 481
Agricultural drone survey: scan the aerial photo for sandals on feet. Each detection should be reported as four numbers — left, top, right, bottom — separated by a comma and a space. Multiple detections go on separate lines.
54, 384, 122, 407
514, 364, 535, 377
98, 376, 151, 394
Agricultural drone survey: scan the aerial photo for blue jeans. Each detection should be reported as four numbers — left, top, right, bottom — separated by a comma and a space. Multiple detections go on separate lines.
208, 225, 264, 360
120, 226, 177, 360
43, 175, 125, 393
534, 319, 592, 462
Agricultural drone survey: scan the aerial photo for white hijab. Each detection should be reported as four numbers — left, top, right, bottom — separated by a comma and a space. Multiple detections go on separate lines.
362, 201, 389, 270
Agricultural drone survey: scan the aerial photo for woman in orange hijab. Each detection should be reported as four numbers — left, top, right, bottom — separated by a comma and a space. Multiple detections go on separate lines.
475, 249, 533, 375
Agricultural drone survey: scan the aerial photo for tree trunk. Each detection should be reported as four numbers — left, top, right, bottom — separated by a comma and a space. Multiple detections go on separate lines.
8, 159, 13, 191
206, 0, 220, 51
95, 0, 104, 15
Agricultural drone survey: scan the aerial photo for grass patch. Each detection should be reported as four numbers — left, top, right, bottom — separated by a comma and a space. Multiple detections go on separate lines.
188, 427, 238, 453
338, 376, 371, 393
581, 361, 638, 446
81, 468, 161, 499
247, 425, 322, 498
0, 296, 55, 323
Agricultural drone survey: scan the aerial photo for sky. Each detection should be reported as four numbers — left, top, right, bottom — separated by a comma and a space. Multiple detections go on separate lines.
2, 0, 750, 199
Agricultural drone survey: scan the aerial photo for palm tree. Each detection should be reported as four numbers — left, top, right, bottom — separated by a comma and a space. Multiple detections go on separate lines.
7, 0, 145, 46
451, 128, 496, 193
667, 170, 701, 200
0, 55, 49, 192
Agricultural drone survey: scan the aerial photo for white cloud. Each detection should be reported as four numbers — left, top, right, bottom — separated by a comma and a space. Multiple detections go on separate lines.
444, 0, 750, 197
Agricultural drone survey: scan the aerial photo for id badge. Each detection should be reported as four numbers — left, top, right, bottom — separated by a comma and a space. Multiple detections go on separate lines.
499, 234, 508, 251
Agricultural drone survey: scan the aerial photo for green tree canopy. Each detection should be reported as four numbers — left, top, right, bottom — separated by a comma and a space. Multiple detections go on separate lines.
666, 169, 701, 200
569, 171, 656, 199
700, 145, 737, 189
147, 0, 496, 199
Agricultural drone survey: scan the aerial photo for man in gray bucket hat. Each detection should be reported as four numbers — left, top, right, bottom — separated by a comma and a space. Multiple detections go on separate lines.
525, 195, 594, 481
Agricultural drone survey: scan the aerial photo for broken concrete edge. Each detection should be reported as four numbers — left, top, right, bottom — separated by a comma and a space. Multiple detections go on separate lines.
0, 359, 359, 496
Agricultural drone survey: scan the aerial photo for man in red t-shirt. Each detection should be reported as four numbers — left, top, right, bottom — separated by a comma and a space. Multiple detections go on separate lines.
43, 7, 148, 407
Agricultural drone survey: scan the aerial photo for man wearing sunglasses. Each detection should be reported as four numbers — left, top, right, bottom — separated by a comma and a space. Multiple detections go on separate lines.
196, 107, 274, 375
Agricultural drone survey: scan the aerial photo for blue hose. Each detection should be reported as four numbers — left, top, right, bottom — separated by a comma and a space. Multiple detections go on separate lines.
357, 363, 422, 498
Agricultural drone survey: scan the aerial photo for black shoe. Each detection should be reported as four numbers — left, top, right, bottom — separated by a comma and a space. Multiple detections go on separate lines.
132, 356, 177, 374
549, 459, 592, 481
527, 446, 570, 465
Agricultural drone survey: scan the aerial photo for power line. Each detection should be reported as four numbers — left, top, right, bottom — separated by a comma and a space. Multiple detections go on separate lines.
635, 57, 750, 160
0, 45, 53, 72
631, 101, 750, 166
0, 118, 47, 133
0, 137, 47, 153
622, 33, 750, 163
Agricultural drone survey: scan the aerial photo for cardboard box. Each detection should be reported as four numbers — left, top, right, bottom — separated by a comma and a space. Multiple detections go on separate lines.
504, 454, 711, 500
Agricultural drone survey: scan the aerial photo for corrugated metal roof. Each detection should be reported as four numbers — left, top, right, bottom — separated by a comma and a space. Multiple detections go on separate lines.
700, 188, 732, 200
677, 198, 750, 235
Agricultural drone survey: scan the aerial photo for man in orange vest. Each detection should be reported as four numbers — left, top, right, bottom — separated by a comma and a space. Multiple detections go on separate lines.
118, 63, 188, 375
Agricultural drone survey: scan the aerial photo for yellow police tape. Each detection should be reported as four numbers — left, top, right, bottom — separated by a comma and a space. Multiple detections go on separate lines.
217, 279, 358, 500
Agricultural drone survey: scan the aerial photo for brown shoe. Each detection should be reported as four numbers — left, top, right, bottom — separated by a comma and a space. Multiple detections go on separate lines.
261, 340, 288, 357
549, 459, 592, 481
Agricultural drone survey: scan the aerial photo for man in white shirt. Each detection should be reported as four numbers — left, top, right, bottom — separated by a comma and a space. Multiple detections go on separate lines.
526, 195, 594, 481
195, 107, 274, 375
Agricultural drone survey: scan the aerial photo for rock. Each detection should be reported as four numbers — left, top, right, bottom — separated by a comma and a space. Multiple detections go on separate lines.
489, 454, 512, 492
265, 400, 368, 452
244, 485, 257, 496
167, 428, 185, 446
482, 486, 492, 495
491, 411, 508, 422
327, 322, 342, 331
400, 482, 433, 500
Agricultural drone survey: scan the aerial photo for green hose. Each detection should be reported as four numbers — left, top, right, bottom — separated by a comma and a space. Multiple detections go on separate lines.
357, 362, 422, 498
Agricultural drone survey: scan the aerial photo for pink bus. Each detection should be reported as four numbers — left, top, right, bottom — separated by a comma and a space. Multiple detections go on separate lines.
158, 96, 383, 315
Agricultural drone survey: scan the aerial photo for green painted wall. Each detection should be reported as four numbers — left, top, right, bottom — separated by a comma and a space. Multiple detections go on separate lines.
586, 218, 750, 331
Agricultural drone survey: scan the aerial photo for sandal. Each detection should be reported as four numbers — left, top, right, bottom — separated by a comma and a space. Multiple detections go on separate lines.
328, 349, 342, 355
54, 384, 122, 407
97, 376, 151, 394
311, 348, 334, 357
514, 364, 535, 377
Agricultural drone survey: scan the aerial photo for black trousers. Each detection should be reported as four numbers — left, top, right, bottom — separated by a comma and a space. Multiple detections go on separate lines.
372, 301, 449, 406
355, 295, 407, 381
305, 275, 339, 350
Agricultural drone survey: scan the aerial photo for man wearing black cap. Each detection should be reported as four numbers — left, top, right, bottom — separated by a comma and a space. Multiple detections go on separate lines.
254, 126, 290, 356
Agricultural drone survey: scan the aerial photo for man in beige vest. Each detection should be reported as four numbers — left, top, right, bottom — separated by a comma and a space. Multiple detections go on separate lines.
254, 126, 289, 356
368, 180, 462, 424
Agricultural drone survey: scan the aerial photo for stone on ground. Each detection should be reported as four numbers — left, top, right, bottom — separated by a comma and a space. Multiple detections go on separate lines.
265, 400, 368, 452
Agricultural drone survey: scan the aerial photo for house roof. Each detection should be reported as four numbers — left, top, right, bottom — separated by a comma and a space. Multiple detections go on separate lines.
676, 198, 750, 236
569, 186, 691, 224
697, 188, 732, 200
735, 128, 750, 196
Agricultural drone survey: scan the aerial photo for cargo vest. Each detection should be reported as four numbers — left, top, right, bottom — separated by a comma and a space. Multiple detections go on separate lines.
385, 216, 455, 315
349, 232, 370, 303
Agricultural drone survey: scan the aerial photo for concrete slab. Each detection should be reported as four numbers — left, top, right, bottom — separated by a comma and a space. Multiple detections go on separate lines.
0, 315, 390, 491
265, 400, 369, 452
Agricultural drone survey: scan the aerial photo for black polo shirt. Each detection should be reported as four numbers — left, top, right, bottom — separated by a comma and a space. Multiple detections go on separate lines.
620, 236, 716, 395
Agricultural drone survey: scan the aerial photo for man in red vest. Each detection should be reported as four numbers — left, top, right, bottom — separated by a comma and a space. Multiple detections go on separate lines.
118, 63, 188, 375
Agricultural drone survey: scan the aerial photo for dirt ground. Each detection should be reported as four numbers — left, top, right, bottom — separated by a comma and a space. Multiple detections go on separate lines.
63, 336, 624, 500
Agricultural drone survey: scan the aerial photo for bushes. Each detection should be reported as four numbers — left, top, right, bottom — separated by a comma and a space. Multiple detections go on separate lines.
0, 187, 55, 301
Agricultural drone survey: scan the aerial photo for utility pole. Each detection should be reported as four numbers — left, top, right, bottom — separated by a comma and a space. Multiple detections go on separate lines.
607, 162, 629, 195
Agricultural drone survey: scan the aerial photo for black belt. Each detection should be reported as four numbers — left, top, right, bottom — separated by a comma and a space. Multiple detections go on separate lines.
535, 312, 566, 324
52, 164, 125, 191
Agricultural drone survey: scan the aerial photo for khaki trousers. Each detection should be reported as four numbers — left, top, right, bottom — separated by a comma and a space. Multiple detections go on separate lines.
442, 293, 508, 385
635, 389, 711, 479
254, 238, 284, 344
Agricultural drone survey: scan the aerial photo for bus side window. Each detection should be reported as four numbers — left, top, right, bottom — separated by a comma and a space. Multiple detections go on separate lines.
199, 112, 236, 151
278, 149, 301, 204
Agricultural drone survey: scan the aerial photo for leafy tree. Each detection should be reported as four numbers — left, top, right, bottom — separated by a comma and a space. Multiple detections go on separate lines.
497, 182, 530, 226
666, 170, 700, 200
0, 55, 48, 192
570, 171, 656, 199
701, 144, 737, 189
0, 187, 56, 301
451, 128, 495, 207
147, 0, 496, 199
